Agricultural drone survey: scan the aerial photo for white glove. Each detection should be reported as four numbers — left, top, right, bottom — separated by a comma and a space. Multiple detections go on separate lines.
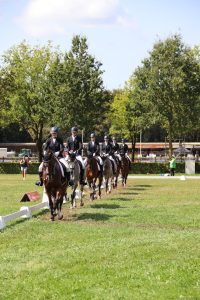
93, 153, 95, 157
55, 151, 60, 157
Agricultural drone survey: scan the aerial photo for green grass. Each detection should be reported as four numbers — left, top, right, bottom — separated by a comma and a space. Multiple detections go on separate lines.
1, 174, 200, 299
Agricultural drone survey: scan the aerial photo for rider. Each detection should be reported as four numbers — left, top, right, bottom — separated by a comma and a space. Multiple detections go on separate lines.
111, 136, 121, 163
87, 133, 103, 175
119, 138, 132, 168
35, 126, 70, 186
101, 135, 117, 174
66, 127, 87, 185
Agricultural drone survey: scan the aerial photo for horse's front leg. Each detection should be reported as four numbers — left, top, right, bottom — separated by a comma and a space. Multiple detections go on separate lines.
71, 183, 78, 209
88, 181, 93, 200
48, 194, 55, 221
105, 178, 109, 194
56, 192, 64, 220
80, 184, 84, 206
93, 179, 97, 200
98, 176, 102, 199
108, 178, 112, 194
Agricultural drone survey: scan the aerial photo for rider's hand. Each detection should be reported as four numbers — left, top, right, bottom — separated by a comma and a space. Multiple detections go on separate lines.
55, 151, 60, 157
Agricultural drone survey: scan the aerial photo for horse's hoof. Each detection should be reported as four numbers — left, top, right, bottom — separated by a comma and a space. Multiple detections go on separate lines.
58, 215, 63, 220
80, 202, 84, 207
109, 190, 111, 194
50, 217, 54, 221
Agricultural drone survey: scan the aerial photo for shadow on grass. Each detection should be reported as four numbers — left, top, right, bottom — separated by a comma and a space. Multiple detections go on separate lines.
110, 197, 132, 202
75, 212, 114, 221
120, 192, 139, 195
90, 204, 121, 209
135, 185, 152, 188
127, 187, 146, 191
1, 209, 49, 231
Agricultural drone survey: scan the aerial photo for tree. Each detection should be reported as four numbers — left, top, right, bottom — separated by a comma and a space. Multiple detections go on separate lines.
133, 34, 200, 156
109, 82, 154, 161
50, 35, 109, 138
0, 41, 58, 160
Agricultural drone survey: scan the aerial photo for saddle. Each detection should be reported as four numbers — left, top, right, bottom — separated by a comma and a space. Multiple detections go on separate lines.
59, 161, 67, 178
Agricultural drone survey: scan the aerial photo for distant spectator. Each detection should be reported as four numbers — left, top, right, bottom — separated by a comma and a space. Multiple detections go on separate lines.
169, 155, 176, 176
20, 155, 29, 180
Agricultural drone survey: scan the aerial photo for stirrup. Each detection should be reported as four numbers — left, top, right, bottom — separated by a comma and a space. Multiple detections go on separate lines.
80, 180, 87, 186
35, 181, 43, 186
68, 180, 74, 187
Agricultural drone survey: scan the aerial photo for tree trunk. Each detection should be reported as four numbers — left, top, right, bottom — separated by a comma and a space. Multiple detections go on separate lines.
36, 125, 44, 162
168, 125, 173, 158
131, 135, 136, 162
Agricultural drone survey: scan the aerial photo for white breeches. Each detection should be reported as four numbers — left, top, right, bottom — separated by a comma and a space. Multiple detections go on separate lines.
76, 155, 85, 169
109, 156, 117, 167
38, 159, 70, 173
126, 153, 131, 162
59, 158, 70, 172
38, 162, 43, 172
96, 156, 103, 165
115, 154, 121, 161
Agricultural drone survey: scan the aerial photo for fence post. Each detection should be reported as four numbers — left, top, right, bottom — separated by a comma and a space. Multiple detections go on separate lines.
0, 216, 5, 230
20, 206, 32, 218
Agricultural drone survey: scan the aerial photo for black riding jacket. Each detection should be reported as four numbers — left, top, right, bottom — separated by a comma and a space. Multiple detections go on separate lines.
119, 143, 129, 154
43, 137, 64, 155
101, 142, 112, 155
66, 135, 83, 155
111, 142, 120, 153
87, 141, 100, 156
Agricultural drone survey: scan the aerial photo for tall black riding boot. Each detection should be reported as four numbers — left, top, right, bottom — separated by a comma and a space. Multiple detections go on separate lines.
35, 172, 43, 186
80, 168, 87, 185
100, 164, 103, 177
66, 171, 74, 186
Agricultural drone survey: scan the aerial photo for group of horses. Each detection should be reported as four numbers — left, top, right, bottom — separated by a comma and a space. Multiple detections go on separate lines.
42, 151, 130, 221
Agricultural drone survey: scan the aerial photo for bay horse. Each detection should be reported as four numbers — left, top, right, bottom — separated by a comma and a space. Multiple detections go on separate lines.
113, 155, 121, 189
85, 154, 103, 200
120, 153, 129, 187
102, 155, 113, 194
42, 150, 68, 221
68, 152, 84, 208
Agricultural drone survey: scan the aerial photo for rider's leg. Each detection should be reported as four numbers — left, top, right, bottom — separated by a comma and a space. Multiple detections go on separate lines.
35, 162, 44, 186
125, 153, 132, 169
95, 156, 103, 175
109, 156, 117, 174
59, 158, 73, 185
76, 155, 87, 185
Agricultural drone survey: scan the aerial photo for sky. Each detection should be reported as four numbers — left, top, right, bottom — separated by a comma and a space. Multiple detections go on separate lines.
0, 0, 200, 90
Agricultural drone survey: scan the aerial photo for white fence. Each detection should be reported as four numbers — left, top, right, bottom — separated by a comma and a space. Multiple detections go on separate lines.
0, 179, 119, 230
0, 187, 82, 230
0, 195, 49, 230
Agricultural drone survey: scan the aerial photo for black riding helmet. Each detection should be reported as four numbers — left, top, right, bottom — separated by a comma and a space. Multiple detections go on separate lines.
90, 133, 96, 138
71, 127, 78, 132
50, 126, 58, 133
104, 135, 109, 141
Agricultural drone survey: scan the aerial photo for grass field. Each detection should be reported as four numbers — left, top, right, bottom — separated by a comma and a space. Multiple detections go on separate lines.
1, 174, 200, 299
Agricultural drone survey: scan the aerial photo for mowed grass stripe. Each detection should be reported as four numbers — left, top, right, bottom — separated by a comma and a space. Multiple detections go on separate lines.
0, 175, 200, 299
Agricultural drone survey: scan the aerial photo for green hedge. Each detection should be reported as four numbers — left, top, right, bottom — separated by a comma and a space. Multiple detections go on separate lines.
131, 162, 186, 174
0, 162, 200, 174
0, 162, 39, 174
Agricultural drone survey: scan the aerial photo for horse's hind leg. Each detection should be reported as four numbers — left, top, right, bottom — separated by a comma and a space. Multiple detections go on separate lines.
71, 184, 77, 208
93, 180, 97, 200
98, 177, 102, 199
56, 194, 63, 220
80, 184, 84, 206
48, 195, 55, 221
